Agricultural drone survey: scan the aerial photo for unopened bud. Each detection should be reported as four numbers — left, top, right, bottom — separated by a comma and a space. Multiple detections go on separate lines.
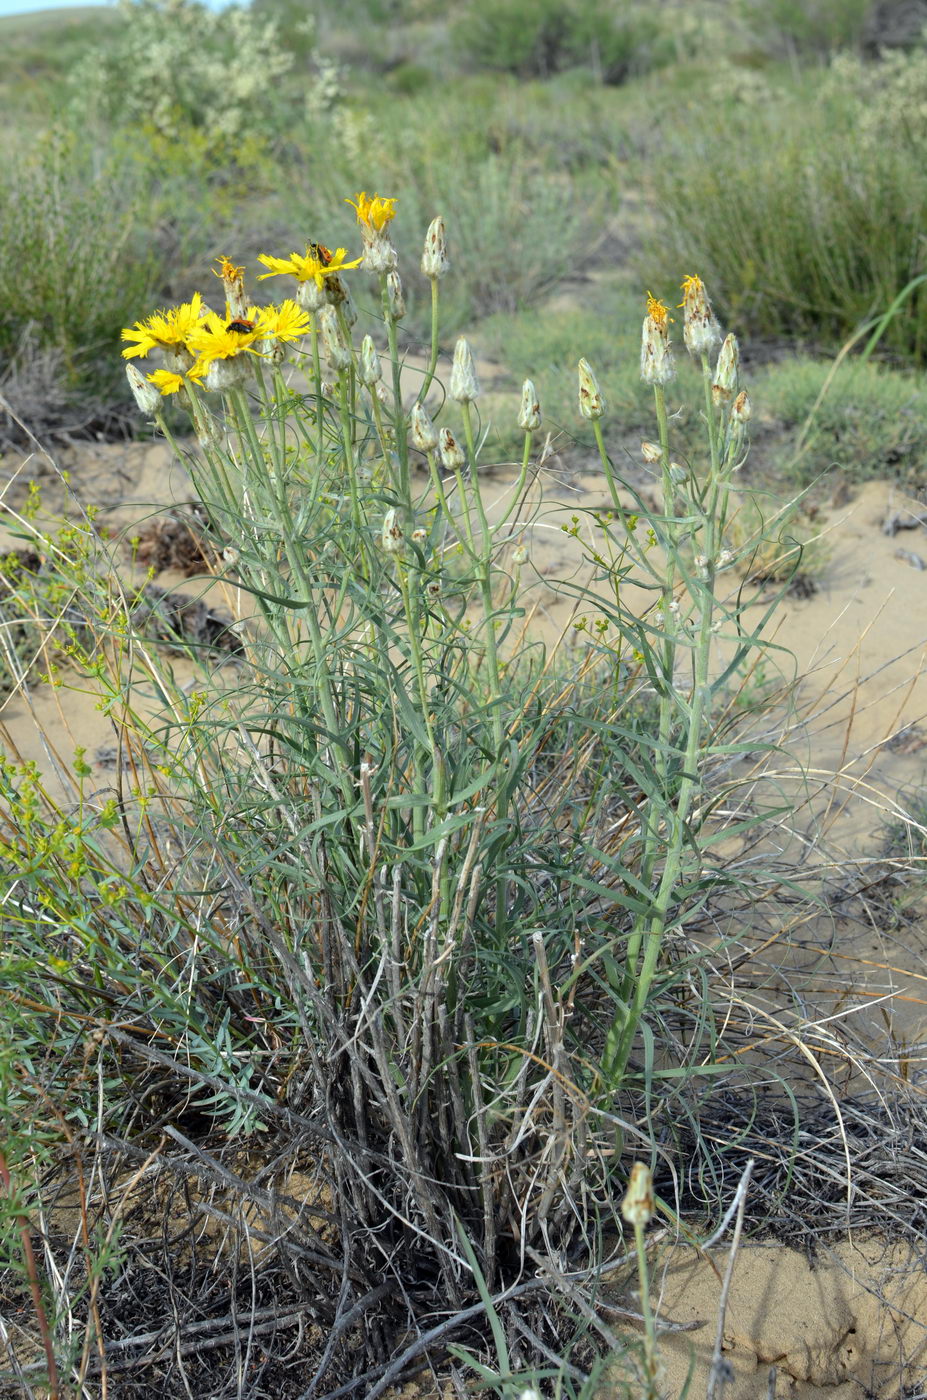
641, 440, 661, 464
518, 378, 541, 431
439, 427, 465, 470
126, 363, 161, 416
578, 358, 605, 420
386, 270, 405, 321
712, 333, 739, 404
512, 543, 529, 566
731, 389, 751, 423
680, 274, 721, 357
319, 304, 351, 370
409, 401, 439, 451
621, 1162, 655, 1228
670, 462, 688, 483
421, 216, 449, 280
425, 579, 442, 599
381, 507, 403, 553
450, 338, 479, 403
334, 279, 357, 325
641, 294, 674, 385
717, 548, 734, 568
359, 334, 382, 386
411, 527, 427, 543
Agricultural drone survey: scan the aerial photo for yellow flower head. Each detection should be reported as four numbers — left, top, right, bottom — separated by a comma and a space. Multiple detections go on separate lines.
121, 292, 208, 360
147, 366, 205, 396
215, 255, 245, 284
187, 308, 263, 370
346, 192, 397, 233
678, 274, 703, 307
679, 273, 721, 356
257, 245, 362, 290
645, 292, 671, 329
255, 299, 311, 344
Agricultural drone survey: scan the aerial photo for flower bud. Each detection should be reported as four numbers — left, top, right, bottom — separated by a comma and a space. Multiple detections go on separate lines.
669, 461, 688, 484
512, 542, 529, 566
334, 279, 357, 325
411, 527, 427, 543
449, 338, 479, 403
641, 440, 661, 464
578, 358, 605, 420
381, 507, 403, 553
385, 271, 405, 321
421, 216, 449, 280
359, 334, 382, 386
126, 363, 161, 416
640, 294, 674, 385
425, 579, 442, 599
731, 389, 751, 423
621, 1162, 655, 1228
409, 401, 439, 451
319, 304, 351, 371
680, 274, 721, 357
517, 379, 541, 431
712, 333, 739, 404
439, 427, 465, 470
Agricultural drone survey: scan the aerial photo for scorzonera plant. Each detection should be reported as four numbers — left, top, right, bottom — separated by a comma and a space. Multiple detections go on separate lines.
0, 190, 777, 1393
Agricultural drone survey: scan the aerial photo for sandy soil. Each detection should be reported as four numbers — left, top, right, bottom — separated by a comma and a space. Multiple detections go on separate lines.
2, 436, 926, 1396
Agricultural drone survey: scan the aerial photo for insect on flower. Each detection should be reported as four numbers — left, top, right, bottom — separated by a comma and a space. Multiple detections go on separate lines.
226, 318, 256, 334
307, 242, 335, 267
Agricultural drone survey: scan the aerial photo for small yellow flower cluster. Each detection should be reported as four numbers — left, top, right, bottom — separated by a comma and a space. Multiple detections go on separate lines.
119, 191, 395, 403
121, 282, 312, 396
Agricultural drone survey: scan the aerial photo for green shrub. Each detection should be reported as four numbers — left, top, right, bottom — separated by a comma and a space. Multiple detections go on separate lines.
65, 0, 298, 152
452, 0, 573, 78
759, 355, 927, 484
739, 0, 875, 57
0, 132, 162, 407
643, 70, 927, 364
451, 0, 676, 82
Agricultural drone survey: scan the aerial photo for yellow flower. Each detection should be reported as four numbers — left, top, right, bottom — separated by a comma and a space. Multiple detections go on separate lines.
346, 192, 397, 233
187, 308, 263, 369
121, 292, 208, 360
257, 245, 362, 289
255, 299, 311, 344
215, 254, 245, 283
645, 292, 672, 328
678, 273, 721, 356
147, 367, 204, 396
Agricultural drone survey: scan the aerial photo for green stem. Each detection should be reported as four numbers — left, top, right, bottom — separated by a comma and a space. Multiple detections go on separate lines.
415, 277, 441, 406
381, 275, 413, 522
460, 402, 508, 936
634, 1219, 660, 1400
